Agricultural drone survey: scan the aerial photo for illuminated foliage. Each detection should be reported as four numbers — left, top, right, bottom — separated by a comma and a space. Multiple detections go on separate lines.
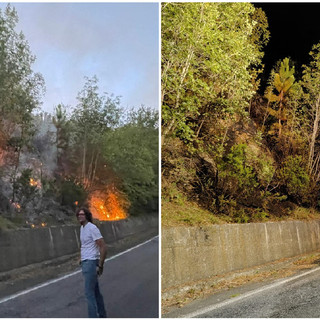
162, 2, 267, 143
265, 58, 296, 137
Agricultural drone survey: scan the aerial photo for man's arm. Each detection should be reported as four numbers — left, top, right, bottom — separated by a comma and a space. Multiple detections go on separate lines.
96, 238, 107, 275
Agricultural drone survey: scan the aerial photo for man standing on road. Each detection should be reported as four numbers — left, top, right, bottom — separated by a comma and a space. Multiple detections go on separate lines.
76, 207, 107, 318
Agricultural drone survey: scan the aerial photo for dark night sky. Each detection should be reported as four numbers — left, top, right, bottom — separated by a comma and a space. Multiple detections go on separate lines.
253, 2, 320, 89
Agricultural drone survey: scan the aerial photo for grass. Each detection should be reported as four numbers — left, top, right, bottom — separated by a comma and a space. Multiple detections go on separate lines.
161, 198, 231, 227
162, 196, 320, 227
290, 206, 320, 221
0, 215, 18, 231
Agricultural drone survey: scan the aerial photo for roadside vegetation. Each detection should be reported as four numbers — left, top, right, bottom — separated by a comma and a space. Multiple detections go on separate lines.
162, 3, 320, 225
0, 5, 158, 230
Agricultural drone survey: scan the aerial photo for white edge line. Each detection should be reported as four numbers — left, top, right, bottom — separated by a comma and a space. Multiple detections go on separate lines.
0, 235, 159, 305
179, 265, 320, 318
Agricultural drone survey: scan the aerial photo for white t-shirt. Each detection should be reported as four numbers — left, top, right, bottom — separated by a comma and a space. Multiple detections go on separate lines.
80, 222, 103, 261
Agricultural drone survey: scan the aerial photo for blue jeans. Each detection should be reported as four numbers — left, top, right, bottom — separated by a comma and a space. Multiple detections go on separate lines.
81, 259, 107, 318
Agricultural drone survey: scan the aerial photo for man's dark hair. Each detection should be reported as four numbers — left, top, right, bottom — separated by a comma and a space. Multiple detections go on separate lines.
76, 207, 93, 223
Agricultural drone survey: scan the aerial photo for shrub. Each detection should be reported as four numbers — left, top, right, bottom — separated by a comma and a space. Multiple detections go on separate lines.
219, 144, 258, 194
277, 156, 310, 202
60, 178, 88, 207
13, 168, 39, 208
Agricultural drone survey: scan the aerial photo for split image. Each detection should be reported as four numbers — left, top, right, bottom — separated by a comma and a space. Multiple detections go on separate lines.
2, 1, 320, 319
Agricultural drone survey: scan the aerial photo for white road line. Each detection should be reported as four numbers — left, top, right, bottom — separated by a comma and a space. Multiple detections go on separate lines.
0, 235, 158, 305
106, 235, 158, 262
179, 265, 320, 318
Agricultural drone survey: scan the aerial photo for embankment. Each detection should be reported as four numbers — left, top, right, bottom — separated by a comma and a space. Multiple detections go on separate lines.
0, 214, 158, 273
162, 220, 320, 290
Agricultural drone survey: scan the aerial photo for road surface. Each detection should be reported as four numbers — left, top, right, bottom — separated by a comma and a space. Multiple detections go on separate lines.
1, 236, 159, 318
165, 266, 320, 318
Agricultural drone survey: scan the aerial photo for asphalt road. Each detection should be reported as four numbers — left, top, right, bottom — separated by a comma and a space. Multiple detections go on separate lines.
165, 266, 320, 318
0, 236, 159, 318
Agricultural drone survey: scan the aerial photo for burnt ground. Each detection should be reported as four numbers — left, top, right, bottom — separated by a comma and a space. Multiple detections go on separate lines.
0, 227, 158, 300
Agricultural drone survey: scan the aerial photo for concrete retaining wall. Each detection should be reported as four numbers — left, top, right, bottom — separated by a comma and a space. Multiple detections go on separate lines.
0, 215, 158, 273
162, 220, 320, 290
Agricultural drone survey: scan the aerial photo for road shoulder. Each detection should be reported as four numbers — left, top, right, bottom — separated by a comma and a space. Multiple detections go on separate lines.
162, 250, 320, 317
0, 227, 158, 300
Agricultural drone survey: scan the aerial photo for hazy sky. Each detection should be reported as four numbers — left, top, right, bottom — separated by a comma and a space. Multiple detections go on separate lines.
0, 2, 159, 114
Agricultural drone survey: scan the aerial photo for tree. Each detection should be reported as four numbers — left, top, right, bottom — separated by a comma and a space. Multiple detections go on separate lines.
0, 5, 45, 129
161, 2, 268, 144
265, 58, 296, 138
70, 76, 121, 189
248, 7, 270, 94
0, 5, 45, 201
102, 107, 159, 214
301, 43, 320, 184
53, 104, 70, 174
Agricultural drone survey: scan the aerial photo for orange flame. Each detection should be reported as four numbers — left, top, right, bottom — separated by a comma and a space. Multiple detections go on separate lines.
89, 188, 128, 221
30, 178, 37, 186
10, 200, 21, 211
30, 178, 41, 188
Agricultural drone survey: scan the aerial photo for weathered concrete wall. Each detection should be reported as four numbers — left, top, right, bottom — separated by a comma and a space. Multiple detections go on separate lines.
162, 220, 320, 290
0, 215, 158, 273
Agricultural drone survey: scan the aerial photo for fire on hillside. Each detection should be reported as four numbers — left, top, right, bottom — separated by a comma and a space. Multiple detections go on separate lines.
88, 187, 129, 221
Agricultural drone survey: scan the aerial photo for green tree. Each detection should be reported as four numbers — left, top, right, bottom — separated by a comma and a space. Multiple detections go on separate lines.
102, 107, 159, 214
265, 58, 296, 138
70, 76, 121, 189
53, 104, 70, 174
301, 43, 320, 182
0, 5, 45, 201
162, 2, 268, 144
248, 7, 270, 95
0, 5, 44, 121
